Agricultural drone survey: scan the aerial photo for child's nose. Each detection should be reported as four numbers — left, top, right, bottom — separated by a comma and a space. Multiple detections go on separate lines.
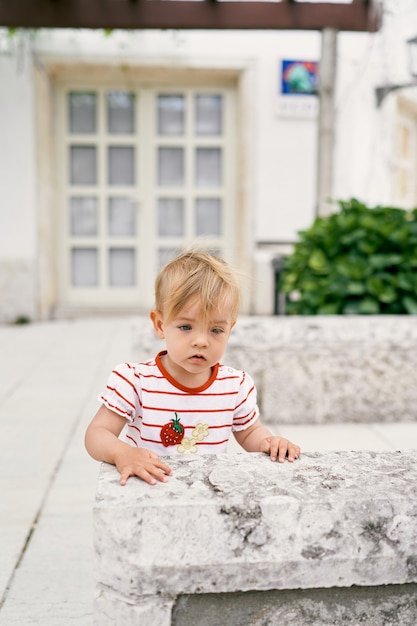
192, 332, 209, 347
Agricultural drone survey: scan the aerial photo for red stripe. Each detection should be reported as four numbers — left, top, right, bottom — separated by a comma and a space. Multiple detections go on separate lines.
134, 372, 165, 380
139, 434, 164, 444
142, 405, 234, 414
126, 434, 138, 447
113, 371, 142, 406
235, 384, 255, 411
196, 439, 229, 446
128, 424, 141, 434
141, 421, 233, 429
141, 387, 238, 397
100, 396, 131, 417
133, 435, 231, 446
106, 385, 136, 410
234, 411, 257, 426
217, 374, 241, 381
233, 408, 254, 421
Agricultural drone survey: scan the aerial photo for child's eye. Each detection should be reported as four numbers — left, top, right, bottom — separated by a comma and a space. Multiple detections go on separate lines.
178, 324, 192, 331
211, 327, 224, 335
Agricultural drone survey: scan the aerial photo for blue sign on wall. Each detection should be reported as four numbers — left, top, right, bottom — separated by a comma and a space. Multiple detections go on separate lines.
281, 60, 319, 95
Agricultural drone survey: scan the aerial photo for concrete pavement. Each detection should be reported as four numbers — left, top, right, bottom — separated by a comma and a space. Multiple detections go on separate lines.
1, 317, 417, 625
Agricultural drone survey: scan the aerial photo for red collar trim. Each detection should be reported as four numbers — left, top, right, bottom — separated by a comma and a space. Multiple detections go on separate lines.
155, 351, 219, 393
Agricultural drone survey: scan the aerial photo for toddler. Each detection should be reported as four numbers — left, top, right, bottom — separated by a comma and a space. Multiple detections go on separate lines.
85, 250, 300, 485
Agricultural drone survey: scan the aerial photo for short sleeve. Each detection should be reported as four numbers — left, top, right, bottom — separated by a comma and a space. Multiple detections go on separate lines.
232, 370, 259, 432
98, 362, 142, 422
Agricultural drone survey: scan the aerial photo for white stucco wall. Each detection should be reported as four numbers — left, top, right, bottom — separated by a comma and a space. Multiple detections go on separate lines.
0, 47, 36, 258
0, 0, 417, 321
0, 38, 37, 321
334, 2, 417, 206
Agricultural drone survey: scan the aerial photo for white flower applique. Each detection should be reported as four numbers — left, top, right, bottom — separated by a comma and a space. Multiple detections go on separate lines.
177, 421, 209, 454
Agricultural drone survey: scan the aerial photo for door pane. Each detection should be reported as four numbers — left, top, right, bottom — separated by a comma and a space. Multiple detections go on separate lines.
158, 147, 184, 186
107, 92, 135, 134
70, 146, 97, 185
158, 247, 180, 271
108, 197, 136, 236
158, 95, 184, 136
71, 248, 98, 286
195, 148, 222, 187
158, 198, 184, 236
108, 147, 135, 185
70, 197, 98, 236
195, 94, 222, 136
195, 198, 221, 236
69, 92, 96, 134
109, 248, 135, 286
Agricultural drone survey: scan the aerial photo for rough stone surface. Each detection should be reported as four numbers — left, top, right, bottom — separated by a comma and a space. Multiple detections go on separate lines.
133, 315, 417, 423
95, 591, 175, 626
172, 584, 417, 626
94, 451, 417, 623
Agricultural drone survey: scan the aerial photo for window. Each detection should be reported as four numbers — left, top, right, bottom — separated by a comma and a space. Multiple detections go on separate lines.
57, 84, 235, 309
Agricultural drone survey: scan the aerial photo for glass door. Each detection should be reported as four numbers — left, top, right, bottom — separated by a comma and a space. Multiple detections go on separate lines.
57, 83, 235, 311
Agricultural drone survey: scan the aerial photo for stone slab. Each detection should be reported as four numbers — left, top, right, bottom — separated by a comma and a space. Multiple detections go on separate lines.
94, 450, 417, 604
133, 315, 417, 424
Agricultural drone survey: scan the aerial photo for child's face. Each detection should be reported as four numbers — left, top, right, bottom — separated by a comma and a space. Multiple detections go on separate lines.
151, 297, 235, 388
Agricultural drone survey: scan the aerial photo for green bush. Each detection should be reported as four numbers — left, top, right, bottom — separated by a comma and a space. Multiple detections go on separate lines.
280, 198, 417, 315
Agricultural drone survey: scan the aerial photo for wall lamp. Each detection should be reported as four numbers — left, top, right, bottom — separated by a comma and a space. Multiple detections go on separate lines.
375, 35, 417, 107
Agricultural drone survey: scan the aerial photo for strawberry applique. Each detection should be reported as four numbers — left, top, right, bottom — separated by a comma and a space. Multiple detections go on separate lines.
160, 413, 185, 447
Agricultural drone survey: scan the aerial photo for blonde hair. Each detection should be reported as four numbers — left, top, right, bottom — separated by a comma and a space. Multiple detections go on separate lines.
154, 250, 241, 323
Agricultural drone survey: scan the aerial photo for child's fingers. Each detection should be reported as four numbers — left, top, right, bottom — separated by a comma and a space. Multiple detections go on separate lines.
155, 458, 173, 476
264, 438, 301, 463
119, 469, 132, 486
119, 458, 172, 486
277, 439, 290, 463
285, 442, 301, 463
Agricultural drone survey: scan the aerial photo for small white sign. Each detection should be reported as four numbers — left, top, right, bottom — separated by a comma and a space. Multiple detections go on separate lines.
277, 94, 319, 119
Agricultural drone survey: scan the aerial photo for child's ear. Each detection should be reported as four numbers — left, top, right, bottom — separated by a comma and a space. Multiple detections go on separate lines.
150, 310, 165, 339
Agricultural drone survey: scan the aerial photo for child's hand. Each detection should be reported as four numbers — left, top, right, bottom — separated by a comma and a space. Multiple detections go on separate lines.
114, 446, 173, 486
260, 436, 300, 463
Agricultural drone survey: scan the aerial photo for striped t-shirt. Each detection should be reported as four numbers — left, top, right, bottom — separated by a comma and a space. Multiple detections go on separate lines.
99, 350, 259, 456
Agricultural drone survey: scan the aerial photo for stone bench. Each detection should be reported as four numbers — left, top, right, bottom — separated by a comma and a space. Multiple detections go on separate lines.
94, 450, 417, 625
133, 315, 417, 424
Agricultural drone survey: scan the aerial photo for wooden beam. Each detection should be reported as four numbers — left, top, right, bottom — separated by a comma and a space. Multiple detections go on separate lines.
0, 1, 382, 32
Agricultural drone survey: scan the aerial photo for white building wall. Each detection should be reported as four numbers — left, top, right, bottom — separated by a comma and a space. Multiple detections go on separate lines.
0, 44, 37, 321
0, 0, 417, 322
32, 27, 321, 244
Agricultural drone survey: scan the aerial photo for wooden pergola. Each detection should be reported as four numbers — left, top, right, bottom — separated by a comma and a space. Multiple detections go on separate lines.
0, 0, 382, 33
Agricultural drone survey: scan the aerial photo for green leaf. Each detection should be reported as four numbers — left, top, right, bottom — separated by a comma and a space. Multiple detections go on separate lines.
317, 302, 340, 314
396, 274, 414, 291
358, 298, 380, 314
308, 249, 328, 273
402, 296, 417, 315
358, 239, 377, 255
366, 276, 384, 296
340, 228, 367, 246
342, 300, 361, 314
378, 286, 397, 304
346, 282, 366, 295
368, 254, 402, 270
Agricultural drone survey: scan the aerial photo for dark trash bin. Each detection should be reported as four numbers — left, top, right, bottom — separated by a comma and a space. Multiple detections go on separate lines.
272, 256, 287, 315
